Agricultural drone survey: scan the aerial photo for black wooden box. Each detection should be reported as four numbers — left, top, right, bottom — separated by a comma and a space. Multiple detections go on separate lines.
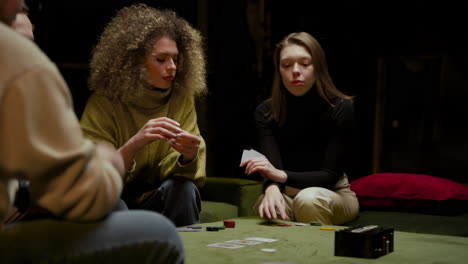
335, 225, 394, 258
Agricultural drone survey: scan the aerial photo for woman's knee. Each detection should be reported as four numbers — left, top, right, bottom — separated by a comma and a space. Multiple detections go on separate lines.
292, 188, 335, 222
109, 210, 184, 249
0, 211, 184, 263
294, 188, 334, 208
163, 178, 198, 195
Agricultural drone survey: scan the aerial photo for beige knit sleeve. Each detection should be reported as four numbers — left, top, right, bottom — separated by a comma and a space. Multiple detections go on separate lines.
0, 63, 122, 221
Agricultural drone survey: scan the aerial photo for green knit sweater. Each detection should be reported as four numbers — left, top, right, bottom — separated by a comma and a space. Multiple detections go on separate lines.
80, 86, 206, 204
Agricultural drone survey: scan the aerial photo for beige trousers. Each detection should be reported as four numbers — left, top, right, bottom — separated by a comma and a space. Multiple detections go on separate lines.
254, 175, 359, 225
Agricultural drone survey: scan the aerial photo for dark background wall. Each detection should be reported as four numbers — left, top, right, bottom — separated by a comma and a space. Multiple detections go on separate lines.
26, 0, 468, 182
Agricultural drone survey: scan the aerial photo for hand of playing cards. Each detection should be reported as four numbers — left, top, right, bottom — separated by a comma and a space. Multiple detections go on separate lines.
240, 149, 265, 165
208, 237, 278, 249
240, 148, 287, 183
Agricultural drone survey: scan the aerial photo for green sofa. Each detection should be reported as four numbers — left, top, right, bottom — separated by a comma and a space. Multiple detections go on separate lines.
199, 177, 263, 223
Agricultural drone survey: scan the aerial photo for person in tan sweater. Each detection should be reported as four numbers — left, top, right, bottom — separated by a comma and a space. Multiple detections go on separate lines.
0, 1, 184, 263
11, 3, 33, 40
80, 4, 207, 227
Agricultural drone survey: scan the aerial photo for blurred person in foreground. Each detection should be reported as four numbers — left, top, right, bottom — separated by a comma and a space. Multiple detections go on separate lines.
0, 1, 184, 263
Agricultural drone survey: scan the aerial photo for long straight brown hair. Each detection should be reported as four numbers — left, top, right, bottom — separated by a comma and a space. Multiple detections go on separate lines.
271, 32, 353, 125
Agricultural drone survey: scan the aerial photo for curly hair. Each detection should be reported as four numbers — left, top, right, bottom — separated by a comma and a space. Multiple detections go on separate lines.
89, 4, 207, 100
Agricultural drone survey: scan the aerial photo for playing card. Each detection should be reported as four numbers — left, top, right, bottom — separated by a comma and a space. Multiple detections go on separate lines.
240, 149, 265, 164
176, 228, 201, 232
261, 262, 295, 264
208, 243, 245, 249
245, 237, 279, 243
225, 239, 263, 245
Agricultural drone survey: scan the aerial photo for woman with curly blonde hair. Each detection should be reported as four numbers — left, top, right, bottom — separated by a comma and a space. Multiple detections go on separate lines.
80, 4, 207, 227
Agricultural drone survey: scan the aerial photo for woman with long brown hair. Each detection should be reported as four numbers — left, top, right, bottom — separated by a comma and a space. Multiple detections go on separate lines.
241, 32, 359, 225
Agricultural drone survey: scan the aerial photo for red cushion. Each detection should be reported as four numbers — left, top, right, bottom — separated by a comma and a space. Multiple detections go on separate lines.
350, 173, 468, 212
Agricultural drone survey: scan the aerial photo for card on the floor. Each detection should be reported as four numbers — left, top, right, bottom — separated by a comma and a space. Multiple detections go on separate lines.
245, 237, 279, 243
208, 243, 245, 249
176, 228, 201, 232
225, 239, 263, 245
240, 149, 265, 164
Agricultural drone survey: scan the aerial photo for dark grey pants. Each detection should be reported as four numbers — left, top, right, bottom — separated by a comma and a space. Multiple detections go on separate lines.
0, 210, 184, 263
140, 177, 201, 227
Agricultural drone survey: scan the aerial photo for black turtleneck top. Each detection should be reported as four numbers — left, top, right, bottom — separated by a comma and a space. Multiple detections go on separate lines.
254, 88, 355, 190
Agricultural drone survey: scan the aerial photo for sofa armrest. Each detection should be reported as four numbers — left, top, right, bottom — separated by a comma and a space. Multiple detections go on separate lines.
199, 177, 262, 216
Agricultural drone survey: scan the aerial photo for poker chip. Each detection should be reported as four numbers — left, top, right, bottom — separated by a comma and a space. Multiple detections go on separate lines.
224, 220, 236, 228
206, 226, 220, 231
310, 222, 322, 226
276, 223, 292, 226
320, 227, 336, 231
188, 226, 202, 229
261, 248, 277, 252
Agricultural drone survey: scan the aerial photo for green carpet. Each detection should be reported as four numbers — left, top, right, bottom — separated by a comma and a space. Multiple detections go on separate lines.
345, 210, 468, 237
180, 217, 468, 264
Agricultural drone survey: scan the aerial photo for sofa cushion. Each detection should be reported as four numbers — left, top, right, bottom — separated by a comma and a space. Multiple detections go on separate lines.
200, 201, 238, 223
350, 173, 468, 215
199, 177, 262, 217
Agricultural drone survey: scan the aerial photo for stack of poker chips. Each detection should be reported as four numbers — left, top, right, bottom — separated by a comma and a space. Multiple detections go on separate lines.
223, 220, 236, 228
